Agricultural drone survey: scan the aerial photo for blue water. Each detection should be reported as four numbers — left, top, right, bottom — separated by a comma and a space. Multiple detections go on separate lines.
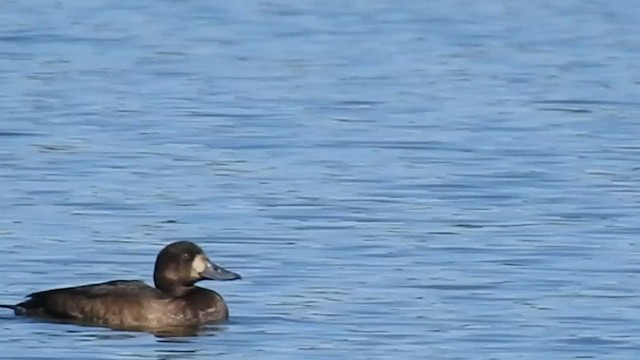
2, 1, 640, 359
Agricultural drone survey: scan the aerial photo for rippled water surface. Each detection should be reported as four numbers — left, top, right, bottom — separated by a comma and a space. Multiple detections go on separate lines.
2, 1, 640, 359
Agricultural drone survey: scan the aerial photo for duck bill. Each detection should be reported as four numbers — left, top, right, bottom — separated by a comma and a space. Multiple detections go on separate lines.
201, 259, 242, 281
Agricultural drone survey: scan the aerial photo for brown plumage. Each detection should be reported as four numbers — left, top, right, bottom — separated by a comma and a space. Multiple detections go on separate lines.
0, 241, 241, 332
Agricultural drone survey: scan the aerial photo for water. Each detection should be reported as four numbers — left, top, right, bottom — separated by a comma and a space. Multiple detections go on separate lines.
1, 0, 640, 358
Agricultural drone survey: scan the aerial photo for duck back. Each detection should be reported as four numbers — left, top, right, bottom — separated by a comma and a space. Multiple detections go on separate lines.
14, 280, 165, 326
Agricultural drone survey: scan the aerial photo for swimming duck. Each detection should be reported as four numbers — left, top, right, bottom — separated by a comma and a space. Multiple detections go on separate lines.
0, 241, 241, 331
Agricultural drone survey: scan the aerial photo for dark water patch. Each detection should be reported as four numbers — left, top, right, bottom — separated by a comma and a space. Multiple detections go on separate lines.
558, 336, 626, 346
533, 99, 640, 107
411, 282, 507, 291
35, 144, 84, 153
0, 33, 125, 45
539, 107, 594, 114
0, 131, 41, 138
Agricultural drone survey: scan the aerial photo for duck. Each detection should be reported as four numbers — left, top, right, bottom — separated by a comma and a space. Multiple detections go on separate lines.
0, 241, 241, 332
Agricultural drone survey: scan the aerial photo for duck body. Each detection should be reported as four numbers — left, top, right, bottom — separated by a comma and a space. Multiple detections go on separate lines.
1, 241, 241, 331
8, 281, 229, 329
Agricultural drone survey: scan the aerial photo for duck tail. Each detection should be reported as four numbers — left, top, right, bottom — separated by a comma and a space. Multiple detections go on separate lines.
0, 304, 17, 311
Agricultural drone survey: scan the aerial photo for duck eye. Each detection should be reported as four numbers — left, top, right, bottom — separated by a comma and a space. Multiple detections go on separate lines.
182, 253, 191, 260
